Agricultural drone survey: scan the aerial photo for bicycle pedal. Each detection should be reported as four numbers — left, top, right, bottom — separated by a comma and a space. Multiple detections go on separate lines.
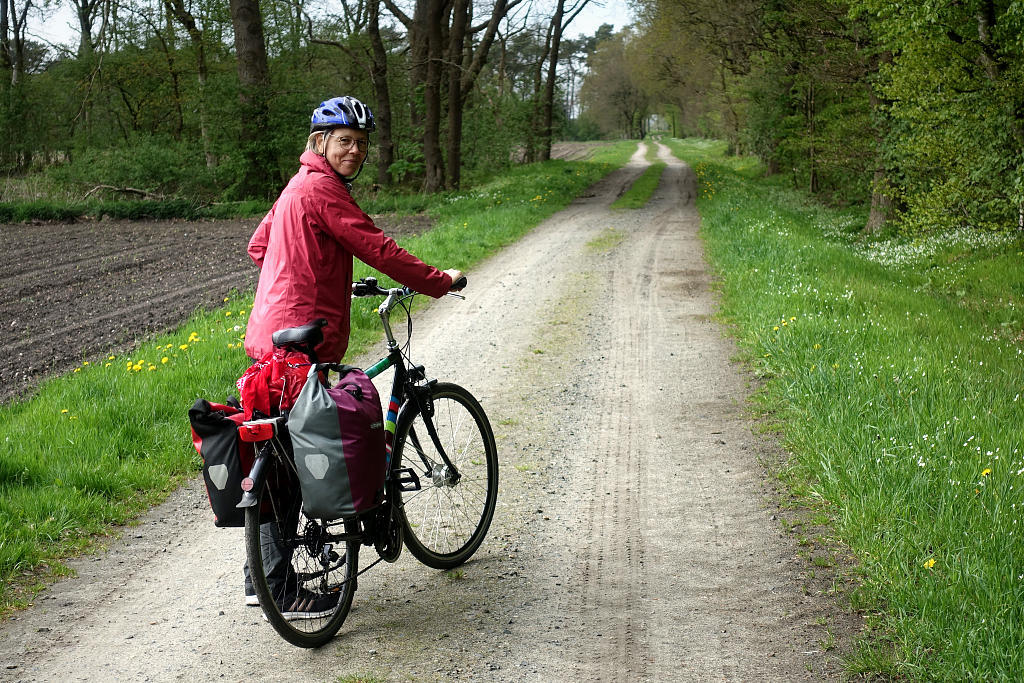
393, 467, 422, 492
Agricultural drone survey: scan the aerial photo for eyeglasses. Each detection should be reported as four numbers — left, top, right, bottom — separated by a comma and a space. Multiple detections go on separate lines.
326, 133, 369, 152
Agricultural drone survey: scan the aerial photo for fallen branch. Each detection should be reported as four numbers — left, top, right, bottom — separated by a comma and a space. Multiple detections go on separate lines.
82, 185, 165, 200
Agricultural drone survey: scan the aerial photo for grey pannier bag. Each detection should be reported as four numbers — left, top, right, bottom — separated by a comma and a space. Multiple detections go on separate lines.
287, 364, 387, 520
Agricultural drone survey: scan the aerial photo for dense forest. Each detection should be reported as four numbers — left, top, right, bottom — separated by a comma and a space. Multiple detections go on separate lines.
0, 0, 612, 199
596, 0, 1024, 234
2, 0, 1022, 234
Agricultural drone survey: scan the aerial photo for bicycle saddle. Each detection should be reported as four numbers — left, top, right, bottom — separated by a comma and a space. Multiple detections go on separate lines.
272, 318, 327, 349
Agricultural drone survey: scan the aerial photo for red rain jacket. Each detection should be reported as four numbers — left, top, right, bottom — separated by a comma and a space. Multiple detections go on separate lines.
244, 151, 452, 362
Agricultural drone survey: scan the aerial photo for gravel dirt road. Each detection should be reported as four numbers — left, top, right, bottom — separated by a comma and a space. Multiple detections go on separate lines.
0, 143, 856, 681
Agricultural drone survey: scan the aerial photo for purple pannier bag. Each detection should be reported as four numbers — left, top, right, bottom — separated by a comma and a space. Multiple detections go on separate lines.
287, 364, 386, 520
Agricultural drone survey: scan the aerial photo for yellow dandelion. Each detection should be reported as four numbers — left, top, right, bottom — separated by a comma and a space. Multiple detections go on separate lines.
180, 344, 189, 350
924, 558, 936, 569
226, 311, 232, 316
74, 368, 81, 373
61, 409, 69, 414
161, 357, 169, 364
82, 361, 89, 366
982, 468, 992, 477
108, 355, 116, 360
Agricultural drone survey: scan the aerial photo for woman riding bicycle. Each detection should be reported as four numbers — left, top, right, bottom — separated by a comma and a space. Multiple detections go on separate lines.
241, 95, 461, 617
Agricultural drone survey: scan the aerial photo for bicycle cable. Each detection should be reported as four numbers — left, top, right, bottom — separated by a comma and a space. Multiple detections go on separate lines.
396, 292, 416, 365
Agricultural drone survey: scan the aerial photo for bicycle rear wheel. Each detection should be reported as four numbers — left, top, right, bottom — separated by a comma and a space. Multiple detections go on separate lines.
394, 382, 499, 569
244, 456, 359, 649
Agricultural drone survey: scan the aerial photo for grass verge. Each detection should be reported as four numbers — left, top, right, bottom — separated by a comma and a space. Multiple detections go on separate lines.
665, 137, 1024, 679
610, 161, 665, 210
0, 142, 636, 612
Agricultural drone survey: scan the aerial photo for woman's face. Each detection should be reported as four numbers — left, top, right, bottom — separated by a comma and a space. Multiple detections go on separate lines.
320, 126, 369, 178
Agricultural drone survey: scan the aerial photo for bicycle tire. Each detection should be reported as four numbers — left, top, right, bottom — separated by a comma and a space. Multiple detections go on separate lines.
394, 382, 499, 569
244, 457, 359, 649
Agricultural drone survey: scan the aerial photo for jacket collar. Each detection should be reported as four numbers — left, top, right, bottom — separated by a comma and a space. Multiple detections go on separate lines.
300, 149, 334, 175
300, 149, 353, 192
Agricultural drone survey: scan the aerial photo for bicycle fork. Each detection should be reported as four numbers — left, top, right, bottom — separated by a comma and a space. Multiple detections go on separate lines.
405, 383, 462, 487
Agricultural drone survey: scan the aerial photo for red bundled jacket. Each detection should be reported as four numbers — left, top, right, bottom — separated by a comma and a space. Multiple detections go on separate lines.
244, 151, 452, 362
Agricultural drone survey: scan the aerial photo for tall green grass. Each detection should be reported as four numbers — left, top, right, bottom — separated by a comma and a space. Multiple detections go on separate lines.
0, 142, 635, 611
666, 137, 1024, 679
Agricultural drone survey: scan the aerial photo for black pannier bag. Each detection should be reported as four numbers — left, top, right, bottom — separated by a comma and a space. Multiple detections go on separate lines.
188, 398, 254, 527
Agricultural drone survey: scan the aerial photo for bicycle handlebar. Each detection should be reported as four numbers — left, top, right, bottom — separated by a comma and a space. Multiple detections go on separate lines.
352, 275, 467, 299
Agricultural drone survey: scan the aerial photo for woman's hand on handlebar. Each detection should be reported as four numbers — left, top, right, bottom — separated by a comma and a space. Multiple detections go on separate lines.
444, 269, 466, 291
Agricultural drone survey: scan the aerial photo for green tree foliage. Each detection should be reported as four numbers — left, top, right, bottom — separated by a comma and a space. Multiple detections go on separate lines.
848, 0, 1024, 232
578, 28, 650, 139
622, 0, 1024, 233
1, 0, 608, 201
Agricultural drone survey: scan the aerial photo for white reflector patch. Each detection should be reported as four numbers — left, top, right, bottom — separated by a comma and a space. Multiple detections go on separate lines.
305, 453, 330, 479
208, 464, 229, 490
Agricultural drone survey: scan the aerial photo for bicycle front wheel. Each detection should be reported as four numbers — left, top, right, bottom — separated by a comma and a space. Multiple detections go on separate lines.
244, 456, 359, 649
394, 382, 499, 569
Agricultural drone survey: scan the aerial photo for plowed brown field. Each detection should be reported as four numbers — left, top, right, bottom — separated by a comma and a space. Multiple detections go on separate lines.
0, 214, 424, 404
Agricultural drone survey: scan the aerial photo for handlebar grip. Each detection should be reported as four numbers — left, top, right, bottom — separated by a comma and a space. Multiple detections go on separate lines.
451, 276, 467, 291
352, 277, 383, 297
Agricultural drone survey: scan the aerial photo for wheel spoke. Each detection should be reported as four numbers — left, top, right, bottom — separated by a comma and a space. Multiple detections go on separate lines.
397, 385, 498, 569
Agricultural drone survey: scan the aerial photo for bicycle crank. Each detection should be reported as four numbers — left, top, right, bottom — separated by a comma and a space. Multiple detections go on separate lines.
374, 506, 404, 563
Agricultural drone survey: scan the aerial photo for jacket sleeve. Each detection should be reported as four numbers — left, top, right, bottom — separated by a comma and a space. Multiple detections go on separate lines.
318, 189, 453, 298
247, 203, 276, 267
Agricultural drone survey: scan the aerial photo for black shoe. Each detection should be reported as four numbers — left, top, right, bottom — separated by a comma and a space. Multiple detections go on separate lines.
278, 589, 339, 621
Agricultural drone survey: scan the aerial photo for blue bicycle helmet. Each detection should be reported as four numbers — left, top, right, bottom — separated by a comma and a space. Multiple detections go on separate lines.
310, 96, 376, 133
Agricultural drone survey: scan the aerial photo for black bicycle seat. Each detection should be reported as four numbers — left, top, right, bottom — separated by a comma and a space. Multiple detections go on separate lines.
272, 318, 327, 349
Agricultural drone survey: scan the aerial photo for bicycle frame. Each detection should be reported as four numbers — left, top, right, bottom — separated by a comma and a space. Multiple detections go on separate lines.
363, 284, 462, 484
237, 283, 462, 536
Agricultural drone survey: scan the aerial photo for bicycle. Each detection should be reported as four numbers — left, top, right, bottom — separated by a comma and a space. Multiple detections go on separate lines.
235, 276, 499, 648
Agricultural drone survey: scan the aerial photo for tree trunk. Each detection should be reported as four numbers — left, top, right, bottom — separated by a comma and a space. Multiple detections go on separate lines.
229, 0, 276, 198
164, 0, 214, 166
525, 23, 551, 163
1, 0, 11, 77
71, 0, 106, 58
448, 0, 516, 187
806, 82, 818, 194
368, 0, 394, 187
539, 0, 565, 162
865, 167, 892, 233
421, 0, 445, 193
445, 0, 469, 190
864, 51, 894, 233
